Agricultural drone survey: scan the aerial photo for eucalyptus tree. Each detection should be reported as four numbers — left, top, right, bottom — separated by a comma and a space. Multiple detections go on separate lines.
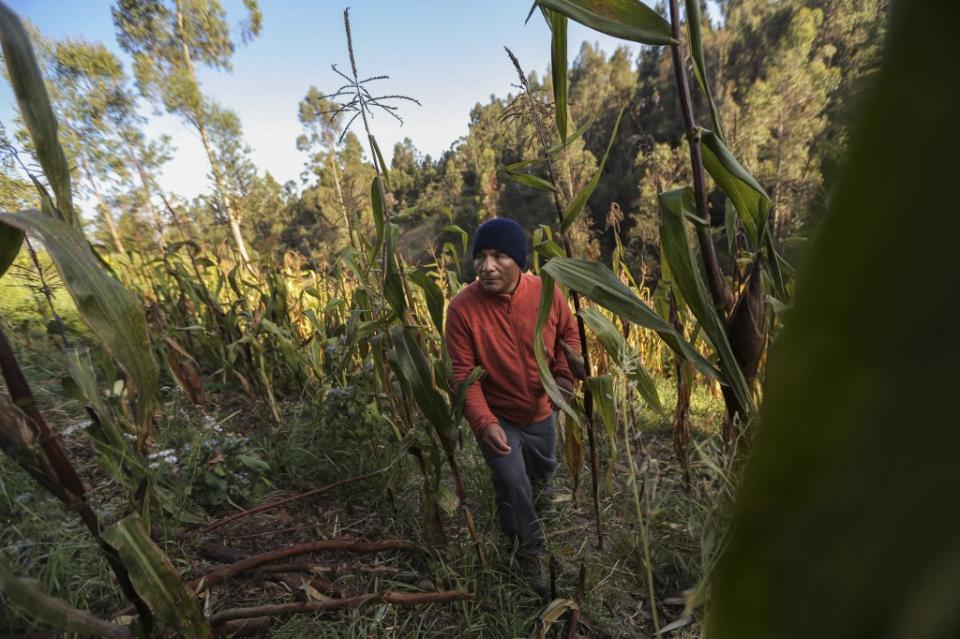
37, 38, 130, 253
297, 86, 355, 248
112, 0, 263, 263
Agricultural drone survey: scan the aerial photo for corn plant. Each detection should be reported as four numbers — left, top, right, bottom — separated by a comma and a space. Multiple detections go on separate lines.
0, 5, 211, 635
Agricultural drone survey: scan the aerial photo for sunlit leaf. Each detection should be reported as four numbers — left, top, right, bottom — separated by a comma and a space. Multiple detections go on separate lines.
579, 307, 662, 412
684, 0, 724, 140
0, 4, 77, 227
545, 7, 568, 141
700, 130, 769, 249
536, 0, 675, 46
542, 256, 720, 381
0, 210, 158, 435
407, 269, 445, 334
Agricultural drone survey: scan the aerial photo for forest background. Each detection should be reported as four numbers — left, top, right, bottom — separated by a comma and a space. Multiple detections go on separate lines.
0, 0, 884, 283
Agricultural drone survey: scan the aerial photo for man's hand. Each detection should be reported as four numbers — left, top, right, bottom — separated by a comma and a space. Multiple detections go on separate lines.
550, 376, 575, 411
480, 423, 512, 456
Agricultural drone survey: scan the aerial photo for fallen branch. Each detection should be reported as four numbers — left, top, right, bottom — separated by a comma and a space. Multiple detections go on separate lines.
191, 538, 425, 592
208, 590, 475, 625
197, 468, 387, 535
211, 616, 271, 636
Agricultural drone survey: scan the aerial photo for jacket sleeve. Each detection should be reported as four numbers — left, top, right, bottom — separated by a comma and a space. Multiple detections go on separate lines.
550, 284, 581, 386
445, 304, 500, 435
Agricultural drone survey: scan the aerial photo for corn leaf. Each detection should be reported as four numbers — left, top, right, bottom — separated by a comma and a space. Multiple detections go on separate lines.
505, 164, 557, 193
700, 130, 769, 249
546, 7, 568, 141
0, 210, 158, 433
684, 0, 724, 140
101, 514, 209, 638
371, 175, 386, 252
407, 269, 445, 334
0, 223, 23, 279
452, 366, 485, 428
0, 4, 77, 227
443, 224, 469, 258
579, 307, 662, 412
0, 553, 130, 639
389, 325, 455, 445
382, 223, 406, 315
369, 134, 391, 190
711, 3, 960, 634
588, 374, 616, 441
561, 104, 626, 231
541, 256, 720, 381
536, 0, 675, 46
534, 272, 579, 422
658, 187, 754, 416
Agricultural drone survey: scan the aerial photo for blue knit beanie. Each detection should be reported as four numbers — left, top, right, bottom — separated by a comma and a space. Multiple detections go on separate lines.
472, 218, 528, 270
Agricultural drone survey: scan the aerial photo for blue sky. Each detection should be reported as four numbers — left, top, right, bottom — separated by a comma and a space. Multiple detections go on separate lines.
0, 1, 716, 200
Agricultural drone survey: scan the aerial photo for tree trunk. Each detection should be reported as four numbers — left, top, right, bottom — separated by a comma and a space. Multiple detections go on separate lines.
174, 0, 250, 264
80, 157, 125, 255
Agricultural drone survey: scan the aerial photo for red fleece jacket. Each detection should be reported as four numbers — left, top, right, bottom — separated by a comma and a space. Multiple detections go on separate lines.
445, 272, 581, 435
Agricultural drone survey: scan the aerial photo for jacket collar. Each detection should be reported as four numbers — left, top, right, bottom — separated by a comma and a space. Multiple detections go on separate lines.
479, 271, 527, 303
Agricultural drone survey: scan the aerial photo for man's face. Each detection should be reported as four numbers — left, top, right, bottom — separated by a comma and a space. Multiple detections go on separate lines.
474, 248, 520, 295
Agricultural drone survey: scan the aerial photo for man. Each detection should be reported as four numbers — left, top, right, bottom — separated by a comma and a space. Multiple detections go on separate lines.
444, 217, 580, 598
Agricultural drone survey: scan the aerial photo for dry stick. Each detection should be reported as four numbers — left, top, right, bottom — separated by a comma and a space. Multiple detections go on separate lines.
667, 0, 733, 315
505, 47, 604, 549
197, 468, 387, 535
211, 617, 272, 637
208, 590, 475, 626
191, 538, 426, 592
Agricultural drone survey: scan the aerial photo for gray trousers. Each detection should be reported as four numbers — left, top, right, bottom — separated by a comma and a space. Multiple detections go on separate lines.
480, 413, 557, 557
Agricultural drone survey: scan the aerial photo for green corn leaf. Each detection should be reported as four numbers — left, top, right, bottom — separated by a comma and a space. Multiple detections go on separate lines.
534, 238, 566, 259
763, 231, 788, 302
579, 307, 662, 412
389, 325, 455, 444
0, 4, 77, 227
407, 269, 445, 334
0, 210, 158, 434
542, 256, 720, 381
0, 222, 23, 279
536, 0, 675, 46
534, 272, 579, 422
658, 187, 754, 416
101, 514, 209, 638
700, 130, 769, 249
546, 7, 568, 141
0, 553, 130, 639
684, 0, 724, 140
561, 104, 626, 231
588, 374, 616, 442
443, 224, 470, 258
369, 134, 391, 190
383, 223, 406, 315
371, 175, 386, 252
505, 165, 557, 192
545, 111, 598, 155
711, 3, 960, 634
452, 366, 485, 428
